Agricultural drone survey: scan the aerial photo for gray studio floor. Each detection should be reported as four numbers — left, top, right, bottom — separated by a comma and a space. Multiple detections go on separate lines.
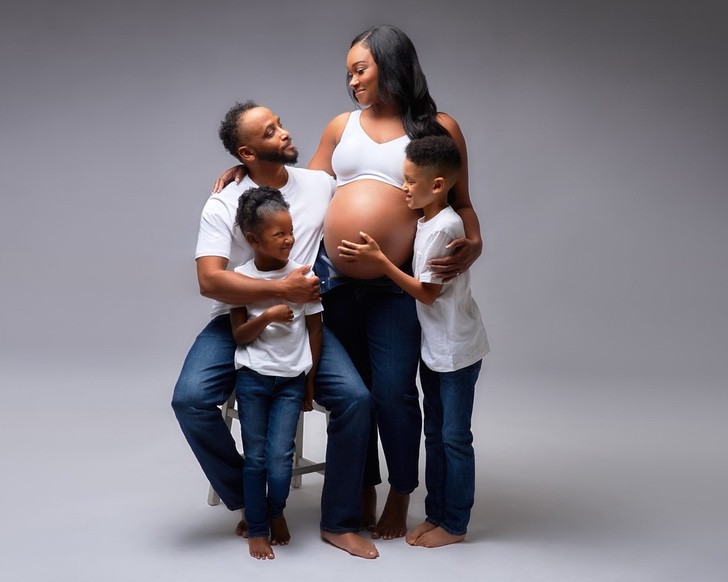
2, 361, 726, 582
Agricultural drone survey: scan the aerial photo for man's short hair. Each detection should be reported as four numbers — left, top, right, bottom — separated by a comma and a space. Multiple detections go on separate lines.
219, 100, 259, 161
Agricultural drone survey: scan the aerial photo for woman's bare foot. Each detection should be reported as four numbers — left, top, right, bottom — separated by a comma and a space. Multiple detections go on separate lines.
270, 515, 291, 546
361, 486, 377, 531
320, 531, 379, 559
371, 488, 409, 540
405, 520, 436, 545
413, 526, 465, 548
248, 536, 275, 560
235, 511, 248, 538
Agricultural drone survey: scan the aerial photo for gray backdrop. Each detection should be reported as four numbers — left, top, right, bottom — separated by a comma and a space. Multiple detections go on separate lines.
1, 1, 726, 580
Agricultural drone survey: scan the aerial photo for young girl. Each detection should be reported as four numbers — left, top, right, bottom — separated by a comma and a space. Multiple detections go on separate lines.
230, 186, 323, 560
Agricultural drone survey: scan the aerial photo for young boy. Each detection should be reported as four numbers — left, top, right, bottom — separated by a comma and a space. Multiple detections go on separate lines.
338, 135, 490, 548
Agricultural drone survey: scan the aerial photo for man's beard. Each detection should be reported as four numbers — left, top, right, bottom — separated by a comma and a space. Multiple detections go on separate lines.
255, 147, 299, 165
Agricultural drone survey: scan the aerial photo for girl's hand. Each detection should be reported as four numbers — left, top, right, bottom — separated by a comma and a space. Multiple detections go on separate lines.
212, 164, 247, 193
428, 237, 481, 282
337, 232, 384, 264
302, 381, 315, 412
266, 304, 294, 323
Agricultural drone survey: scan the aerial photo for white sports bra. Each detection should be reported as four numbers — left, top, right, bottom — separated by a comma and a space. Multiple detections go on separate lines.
331, 110, 410, 188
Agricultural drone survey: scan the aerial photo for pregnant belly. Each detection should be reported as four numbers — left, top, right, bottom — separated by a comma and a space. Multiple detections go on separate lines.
323, 180, 419, 279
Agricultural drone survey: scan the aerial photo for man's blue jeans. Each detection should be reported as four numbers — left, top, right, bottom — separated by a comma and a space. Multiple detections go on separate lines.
171, 315, 373, 533
419, 359, 483, 535
235, 369, 304, 538
321, 282, 422, 495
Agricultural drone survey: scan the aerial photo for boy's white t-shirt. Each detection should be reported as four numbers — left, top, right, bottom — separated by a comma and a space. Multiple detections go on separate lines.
194, 166, 335, 319
232, 259, 323, 377
413, 206, 490, 373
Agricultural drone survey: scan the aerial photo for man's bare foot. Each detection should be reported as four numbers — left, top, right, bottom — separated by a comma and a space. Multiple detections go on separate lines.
235, 512, 248, 538
270, 515, 291, 546
248, 536, 275, 560
372, 488, 409, 540
361, 486, 377, 531
414, 526, 465, 548
405, 520, 437, 545
320, 531, 379, 559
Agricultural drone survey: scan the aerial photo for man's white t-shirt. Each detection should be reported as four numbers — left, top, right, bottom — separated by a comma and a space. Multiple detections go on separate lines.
414, 206, 490, 373
232, 259, 323, 377
194, 166, 335, 319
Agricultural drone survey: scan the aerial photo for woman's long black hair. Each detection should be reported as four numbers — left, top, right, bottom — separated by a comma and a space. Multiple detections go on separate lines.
348, 24, 448, 140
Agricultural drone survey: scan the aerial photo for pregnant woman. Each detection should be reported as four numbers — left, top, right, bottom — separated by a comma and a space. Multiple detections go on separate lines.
312, 25, 482, 541
215, 24, 483, 540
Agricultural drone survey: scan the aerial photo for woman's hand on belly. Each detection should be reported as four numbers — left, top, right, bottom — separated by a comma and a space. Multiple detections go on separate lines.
427, 236, 482, 281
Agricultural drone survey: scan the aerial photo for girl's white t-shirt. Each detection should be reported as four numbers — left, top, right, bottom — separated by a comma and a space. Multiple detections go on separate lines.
232, 259, 323, 377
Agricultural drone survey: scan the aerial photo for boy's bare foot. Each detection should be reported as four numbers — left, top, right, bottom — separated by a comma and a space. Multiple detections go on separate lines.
248, 536, 275, 560
320, 531, 379, 559
371, 488, 409, 540
361, 485, 377, 531
235, 513, 248, 538
405, 520, 436, 545
270, 515, 291, 546
414, 526, 465, 548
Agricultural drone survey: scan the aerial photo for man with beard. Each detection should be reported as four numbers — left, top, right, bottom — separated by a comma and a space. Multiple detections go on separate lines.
172, 101, 378, 559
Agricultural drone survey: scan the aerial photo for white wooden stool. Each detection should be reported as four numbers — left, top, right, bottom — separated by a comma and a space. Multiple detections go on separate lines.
207, 393, 329, 506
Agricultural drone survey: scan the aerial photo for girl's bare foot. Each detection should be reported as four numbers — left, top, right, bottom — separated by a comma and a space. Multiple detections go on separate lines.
320, 531, 379, 559
270, 515, 291, 546
372, 488, 409, 540
248, 536, 275, 560
361, 486, 377, 531
414, 526, 465, 548
405, 520, 436, 545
